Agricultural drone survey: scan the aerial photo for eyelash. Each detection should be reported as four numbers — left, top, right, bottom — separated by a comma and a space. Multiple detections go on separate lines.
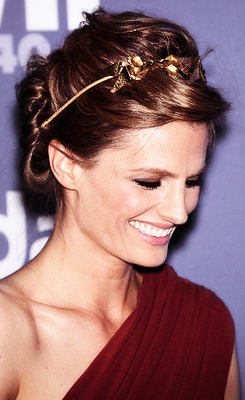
186, 176, 203, 188
134, 180, 161, 189
134, 176, 203, 190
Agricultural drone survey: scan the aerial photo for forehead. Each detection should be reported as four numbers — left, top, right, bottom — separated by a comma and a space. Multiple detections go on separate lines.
109, 121, 208, 165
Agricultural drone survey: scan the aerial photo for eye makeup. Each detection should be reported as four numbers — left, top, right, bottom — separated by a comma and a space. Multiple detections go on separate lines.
134, 179, 162, 189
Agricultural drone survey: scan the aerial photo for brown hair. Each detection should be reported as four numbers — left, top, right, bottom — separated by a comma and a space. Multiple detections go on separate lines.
16, 8, 229, 202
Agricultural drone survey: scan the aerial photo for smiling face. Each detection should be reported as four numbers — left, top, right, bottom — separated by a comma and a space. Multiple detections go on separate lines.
64, 121, 208, 268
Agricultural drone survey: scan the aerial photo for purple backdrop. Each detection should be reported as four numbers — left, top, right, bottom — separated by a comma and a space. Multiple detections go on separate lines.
0, 0, 244, 393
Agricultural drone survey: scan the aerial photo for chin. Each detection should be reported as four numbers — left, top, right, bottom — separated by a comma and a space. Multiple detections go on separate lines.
133, 262, 166, 272
130, 252, 168, 269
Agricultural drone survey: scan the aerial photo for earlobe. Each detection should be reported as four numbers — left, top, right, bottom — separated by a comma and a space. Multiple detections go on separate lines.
48, 140, 77, 190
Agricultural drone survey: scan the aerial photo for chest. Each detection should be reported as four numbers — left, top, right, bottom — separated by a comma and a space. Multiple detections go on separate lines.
16, 311, 118, 400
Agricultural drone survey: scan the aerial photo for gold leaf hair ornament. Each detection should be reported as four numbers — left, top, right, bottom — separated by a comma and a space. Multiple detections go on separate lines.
110, 54, 206, 93
41, 54, 206, 128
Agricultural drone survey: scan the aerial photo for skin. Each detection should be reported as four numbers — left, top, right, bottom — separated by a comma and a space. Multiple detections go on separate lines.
0, 121, 239, 399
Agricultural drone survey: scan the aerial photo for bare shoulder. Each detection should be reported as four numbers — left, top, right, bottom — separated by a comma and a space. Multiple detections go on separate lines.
0, 274, 38, 400
0, 269, 111, 400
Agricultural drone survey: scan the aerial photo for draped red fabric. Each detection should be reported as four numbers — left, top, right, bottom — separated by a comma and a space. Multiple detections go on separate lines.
62, 265, 234, 400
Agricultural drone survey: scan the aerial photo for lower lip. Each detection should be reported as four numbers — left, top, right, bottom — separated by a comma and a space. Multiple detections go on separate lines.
130, 226, 172, 246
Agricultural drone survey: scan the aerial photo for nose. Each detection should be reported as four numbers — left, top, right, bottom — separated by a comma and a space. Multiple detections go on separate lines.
156, 185, 189, 226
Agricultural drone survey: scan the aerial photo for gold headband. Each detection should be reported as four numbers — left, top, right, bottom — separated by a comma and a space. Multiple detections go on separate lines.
41, 54, 206, 128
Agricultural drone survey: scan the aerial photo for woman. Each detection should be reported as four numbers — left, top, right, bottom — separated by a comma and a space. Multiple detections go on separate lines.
0, 8, 239, 400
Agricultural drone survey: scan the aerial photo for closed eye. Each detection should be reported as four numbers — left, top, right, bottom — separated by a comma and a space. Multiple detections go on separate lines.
186, 175, 204, 188
134, 179, 161, 189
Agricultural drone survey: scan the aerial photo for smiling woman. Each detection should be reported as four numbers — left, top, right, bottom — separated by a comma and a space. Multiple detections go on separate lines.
0, 7, 239, 400
47, 122, 207, 270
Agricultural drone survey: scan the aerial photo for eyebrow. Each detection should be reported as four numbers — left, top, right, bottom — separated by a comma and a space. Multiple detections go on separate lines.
128, 166, 207, 178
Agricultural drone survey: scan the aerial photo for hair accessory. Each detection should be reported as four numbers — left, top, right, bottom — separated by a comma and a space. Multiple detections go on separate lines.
41, 54, 206, 128
111, 54, 206, 93
41, 75, 114, 128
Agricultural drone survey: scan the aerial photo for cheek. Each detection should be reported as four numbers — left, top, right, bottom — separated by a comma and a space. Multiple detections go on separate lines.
112, 187, 142, 213
105, 182, 146, 219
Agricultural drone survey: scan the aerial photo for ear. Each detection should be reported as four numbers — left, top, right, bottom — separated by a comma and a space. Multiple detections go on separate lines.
48, 140, 77, 190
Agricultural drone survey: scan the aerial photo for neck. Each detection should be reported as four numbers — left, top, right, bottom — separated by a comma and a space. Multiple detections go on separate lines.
26, 221, 142, 320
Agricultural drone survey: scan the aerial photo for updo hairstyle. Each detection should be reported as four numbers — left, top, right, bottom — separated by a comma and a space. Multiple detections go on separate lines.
16, 8, 229, 201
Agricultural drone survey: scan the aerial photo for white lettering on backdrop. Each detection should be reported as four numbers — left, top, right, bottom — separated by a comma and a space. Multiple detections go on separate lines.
25, 0, 59, 31
0, 0, 100, 74
0, 0, 99, 31
0, 0, 6, 28
0, 191, 53, 279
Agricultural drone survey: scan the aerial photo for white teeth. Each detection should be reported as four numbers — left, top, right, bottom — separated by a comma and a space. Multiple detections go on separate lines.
145, 225, 152, 235
156, 228, 164, 237
135, 221, 140, 229
129, 221, 172, 238
151, 227, 157, 236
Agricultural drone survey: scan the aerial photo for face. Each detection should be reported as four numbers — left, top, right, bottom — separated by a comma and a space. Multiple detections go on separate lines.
68, 121, 208, 268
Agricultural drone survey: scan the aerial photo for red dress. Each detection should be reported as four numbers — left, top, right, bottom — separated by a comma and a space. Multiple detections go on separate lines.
62, 265, 234, 400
